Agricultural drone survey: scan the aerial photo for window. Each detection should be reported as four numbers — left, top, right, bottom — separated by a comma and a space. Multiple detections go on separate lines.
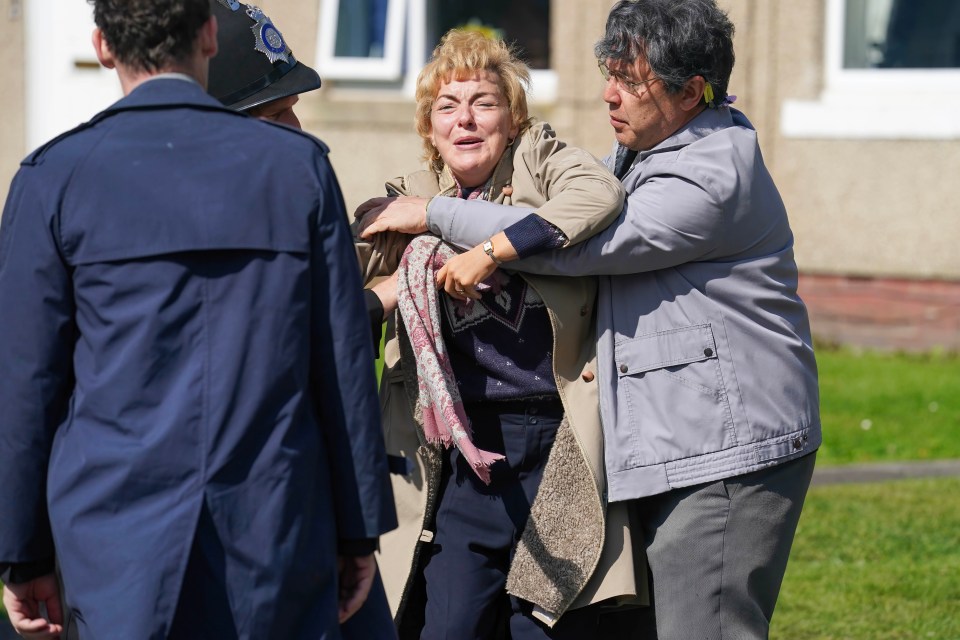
317, 0, 406, 80
316, 0, 555, 101
781, 0, 960, 139
844, 0, 960, 68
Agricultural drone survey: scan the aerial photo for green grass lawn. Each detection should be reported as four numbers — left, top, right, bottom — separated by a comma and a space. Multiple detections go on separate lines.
815, 348, 960, 465
772, 477, 960, 640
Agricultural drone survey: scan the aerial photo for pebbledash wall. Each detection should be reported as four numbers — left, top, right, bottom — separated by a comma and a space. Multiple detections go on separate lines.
1, 0, 957, 351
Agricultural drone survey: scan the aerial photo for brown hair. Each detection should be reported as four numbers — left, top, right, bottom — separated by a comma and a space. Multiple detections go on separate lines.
415, 30, 533, 173
88, 0, 210, 72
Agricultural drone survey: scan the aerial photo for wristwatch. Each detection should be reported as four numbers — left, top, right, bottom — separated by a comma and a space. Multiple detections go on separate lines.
482, 238, 503, 265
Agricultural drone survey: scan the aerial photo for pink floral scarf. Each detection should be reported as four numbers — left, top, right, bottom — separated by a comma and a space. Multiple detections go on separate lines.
397, 235, 505, 483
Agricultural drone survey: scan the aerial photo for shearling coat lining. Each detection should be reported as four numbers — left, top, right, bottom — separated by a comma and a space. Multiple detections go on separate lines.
506, 417, 605, 617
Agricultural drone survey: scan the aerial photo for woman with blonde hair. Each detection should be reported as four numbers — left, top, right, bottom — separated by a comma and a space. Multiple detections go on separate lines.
356, 30, 645, 639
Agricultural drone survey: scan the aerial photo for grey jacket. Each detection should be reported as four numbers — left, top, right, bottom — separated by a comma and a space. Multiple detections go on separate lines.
425, 107, 821, 501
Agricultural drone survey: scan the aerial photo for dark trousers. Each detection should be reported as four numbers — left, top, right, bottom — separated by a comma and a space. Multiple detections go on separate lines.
419, 398, 599, 640
168, 505, 243, 640
629, 452, 817, 640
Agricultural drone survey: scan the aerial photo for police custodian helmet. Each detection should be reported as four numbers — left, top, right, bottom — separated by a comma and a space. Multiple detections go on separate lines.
208, 0, 321, 111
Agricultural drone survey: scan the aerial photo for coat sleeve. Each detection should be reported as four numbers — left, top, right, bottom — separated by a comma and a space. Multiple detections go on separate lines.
0, 167, 76, 567
515, 123, 625, 246
351, 175, 423, 286
309, 152, 397, 544
427, 160, 723, 276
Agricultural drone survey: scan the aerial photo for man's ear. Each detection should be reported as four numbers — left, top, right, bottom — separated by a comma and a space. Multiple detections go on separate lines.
679, 75, 707, 112
199, 15, 218, 59
92, 28, 116, 69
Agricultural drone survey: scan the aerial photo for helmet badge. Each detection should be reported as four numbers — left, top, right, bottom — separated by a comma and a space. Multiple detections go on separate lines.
246, 5, 290, 64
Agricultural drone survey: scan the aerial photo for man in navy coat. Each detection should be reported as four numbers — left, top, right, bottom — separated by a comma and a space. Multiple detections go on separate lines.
0, 0, 396, 637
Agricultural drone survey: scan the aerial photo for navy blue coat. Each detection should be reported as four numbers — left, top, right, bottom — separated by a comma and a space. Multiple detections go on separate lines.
0, 78, 397, 639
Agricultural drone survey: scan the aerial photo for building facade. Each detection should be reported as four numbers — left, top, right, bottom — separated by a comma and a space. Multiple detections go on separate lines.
1, 0, 958, 350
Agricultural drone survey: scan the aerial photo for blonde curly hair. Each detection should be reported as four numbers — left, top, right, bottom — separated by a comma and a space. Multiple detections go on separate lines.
415, 30, 533, 174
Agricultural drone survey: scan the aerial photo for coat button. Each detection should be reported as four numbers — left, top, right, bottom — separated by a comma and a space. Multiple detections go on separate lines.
704, 348, 714, 357
502, 185, 514, 196
580, 305, 589, 316
793, 437, 803, 450
581, 371, 596, 383
620, 364, 628, 374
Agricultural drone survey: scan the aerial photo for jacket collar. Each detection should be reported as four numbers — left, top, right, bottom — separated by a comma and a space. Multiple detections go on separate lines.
610, 107, 753, 176
655, 106, 733, 149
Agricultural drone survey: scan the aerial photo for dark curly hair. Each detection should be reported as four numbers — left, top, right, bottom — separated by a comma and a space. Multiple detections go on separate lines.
596, 0, 735, 101
88, 0, 211, 72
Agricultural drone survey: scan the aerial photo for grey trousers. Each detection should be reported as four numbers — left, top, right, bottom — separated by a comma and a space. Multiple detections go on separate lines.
626, 452, 816, 640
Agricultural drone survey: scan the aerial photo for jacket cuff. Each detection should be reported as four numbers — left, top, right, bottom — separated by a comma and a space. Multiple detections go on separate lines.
338, 538, 378, 557
503, 214, 567, 259
424, 196, 450, 238
0, 557, 55, 584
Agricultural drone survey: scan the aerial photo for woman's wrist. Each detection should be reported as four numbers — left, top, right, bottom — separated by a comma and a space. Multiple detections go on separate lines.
480, 232, 518, 265
482, 238, 503, 265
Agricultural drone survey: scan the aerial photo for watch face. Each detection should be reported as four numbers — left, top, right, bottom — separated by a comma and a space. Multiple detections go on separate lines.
482, 240, 501, 264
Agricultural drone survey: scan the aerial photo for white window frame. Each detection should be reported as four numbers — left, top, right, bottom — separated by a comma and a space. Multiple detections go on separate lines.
781, 0, 960, 139
316, 0, 557, 102
316, 0, 408, 81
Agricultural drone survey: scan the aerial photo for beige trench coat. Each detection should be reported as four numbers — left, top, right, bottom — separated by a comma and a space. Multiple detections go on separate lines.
359, 122, 647, 628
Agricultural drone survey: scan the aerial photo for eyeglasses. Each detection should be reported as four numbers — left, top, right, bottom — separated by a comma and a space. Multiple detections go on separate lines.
597, 59, 659, 96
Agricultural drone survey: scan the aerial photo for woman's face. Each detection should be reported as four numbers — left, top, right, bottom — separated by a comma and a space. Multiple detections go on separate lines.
429, 71, 519, 188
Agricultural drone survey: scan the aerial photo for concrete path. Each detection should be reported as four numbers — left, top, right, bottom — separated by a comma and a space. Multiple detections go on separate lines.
812, 458, 960, 485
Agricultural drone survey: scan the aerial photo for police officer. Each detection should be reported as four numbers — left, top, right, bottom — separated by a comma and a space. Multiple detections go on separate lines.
207, 0, 321, 127
207, 5, 398, 638
0, 0, 396, 637
207, 0, 394, 353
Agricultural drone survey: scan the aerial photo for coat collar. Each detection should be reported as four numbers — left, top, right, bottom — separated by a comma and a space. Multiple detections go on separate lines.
102, 76, 232, 115
25, 77, 243, 165
25, 77, 242, 165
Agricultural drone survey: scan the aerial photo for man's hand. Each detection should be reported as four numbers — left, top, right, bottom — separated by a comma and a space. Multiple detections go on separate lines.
337, 553, 377, 624
2, 574, 63, 639
355, 197, 430, 239
370, 270, 400, 317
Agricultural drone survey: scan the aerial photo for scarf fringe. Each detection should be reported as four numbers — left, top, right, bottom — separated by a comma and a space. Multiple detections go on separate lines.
471, 451, 507, 484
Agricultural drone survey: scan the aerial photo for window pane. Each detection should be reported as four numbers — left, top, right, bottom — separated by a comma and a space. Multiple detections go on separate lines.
844, 0, 960, 68
429, 0, 550, 69
334, 0, 390, 58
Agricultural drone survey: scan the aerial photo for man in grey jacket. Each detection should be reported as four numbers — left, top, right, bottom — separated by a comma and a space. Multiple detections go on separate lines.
358, 1, 819, 637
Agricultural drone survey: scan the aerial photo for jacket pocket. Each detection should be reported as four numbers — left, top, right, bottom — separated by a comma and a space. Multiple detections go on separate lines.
614, 324, 736, 465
